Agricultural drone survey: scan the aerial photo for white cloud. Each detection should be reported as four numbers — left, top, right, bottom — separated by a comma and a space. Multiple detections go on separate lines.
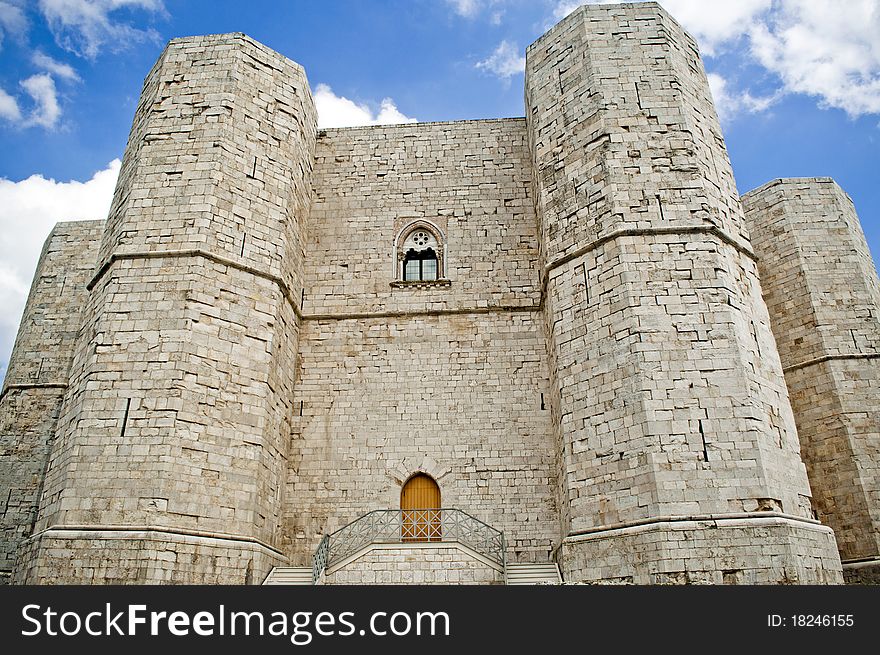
0, 0, 28, 50
476, 40, 524, 79
749, 0, 880, 117
0, 85, 21, 122
20, 73, 61, 128
313, 84, 417, 128
32, 51, 81, 82
0, 159, 119, 379
38, 0, 165, 59
447, 0, 480, 18
0, 74, 62, 129
648, 0, 771, 56
446, 0, 510, 21
707, 72, 779, 124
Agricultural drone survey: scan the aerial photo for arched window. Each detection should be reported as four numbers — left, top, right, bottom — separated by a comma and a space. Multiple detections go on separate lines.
392, 222, 450, 287
400, 473, 441, 542
404, 244, 438, 282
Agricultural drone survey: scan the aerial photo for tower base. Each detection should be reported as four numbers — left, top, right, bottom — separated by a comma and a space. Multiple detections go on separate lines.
13, 527, 286, 584
559, 514, 842, 584
842, 558, 880, 585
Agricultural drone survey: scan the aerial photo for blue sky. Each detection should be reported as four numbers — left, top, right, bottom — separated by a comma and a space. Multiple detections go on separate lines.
0, 0, 878, 378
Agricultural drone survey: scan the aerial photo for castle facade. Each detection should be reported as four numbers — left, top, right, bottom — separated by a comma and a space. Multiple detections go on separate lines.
1, 2, 878, 585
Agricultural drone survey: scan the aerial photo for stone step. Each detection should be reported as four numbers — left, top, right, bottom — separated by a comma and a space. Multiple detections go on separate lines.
262, 567, 314, 585
506, 562, 562, 585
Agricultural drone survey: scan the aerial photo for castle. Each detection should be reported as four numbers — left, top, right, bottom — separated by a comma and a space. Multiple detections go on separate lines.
1, 2, 878, 585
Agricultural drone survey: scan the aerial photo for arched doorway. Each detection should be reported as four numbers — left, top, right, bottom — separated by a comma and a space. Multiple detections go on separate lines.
400, 473, 441, 542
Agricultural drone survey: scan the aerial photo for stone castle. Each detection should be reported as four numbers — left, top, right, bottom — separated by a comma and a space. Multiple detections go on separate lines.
1, 2, 878, 585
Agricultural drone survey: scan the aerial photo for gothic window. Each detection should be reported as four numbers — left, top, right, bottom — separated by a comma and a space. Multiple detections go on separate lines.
404, 240, 438, 282
392, 222, 450, 287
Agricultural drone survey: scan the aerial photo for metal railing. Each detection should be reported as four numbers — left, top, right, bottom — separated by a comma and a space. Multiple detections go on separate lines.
312, 508, 506, 581
312, 534, 330, 584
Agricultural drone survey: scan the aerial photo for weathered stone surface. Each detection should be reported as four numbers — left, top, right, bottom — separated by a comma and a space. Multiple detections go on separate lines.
283, 119, 557, 566
560, 515, 842, 584
743, 178, 880, 583
324, 543, 503, 585
13, 33, 316, 584
1, 3, 875, 585
14, 529, 283, 584
526, 2, 841, 583
0, 221, 103, 583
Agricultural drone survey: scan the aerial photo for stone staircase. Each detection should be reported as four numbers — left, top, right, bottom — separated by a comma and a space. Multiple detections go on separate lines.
505, 562, 562, 585
263, 561, 562, 586
262, 566, 313, 585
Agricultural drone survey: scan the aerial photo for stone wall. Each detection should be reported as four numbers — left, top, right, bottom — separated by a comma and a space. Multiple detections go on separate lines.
283, 119, 559, 566
0, 221, 103, 583
324, 543, 503, 585
14, 528, 283, 584
525, 2, 841, 582
742, 178, 880, 583
561, 515, 842, 584
303, 119, 540, 316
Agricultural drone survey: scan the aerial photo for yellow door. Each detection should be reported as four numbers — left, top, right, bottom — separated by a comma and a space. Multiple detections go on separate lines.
401, 474, 441, 541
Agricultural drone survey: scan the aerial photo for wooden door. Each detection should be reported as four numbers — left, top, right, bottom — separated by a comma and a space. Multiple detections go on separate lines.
400, 474, 441, 541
